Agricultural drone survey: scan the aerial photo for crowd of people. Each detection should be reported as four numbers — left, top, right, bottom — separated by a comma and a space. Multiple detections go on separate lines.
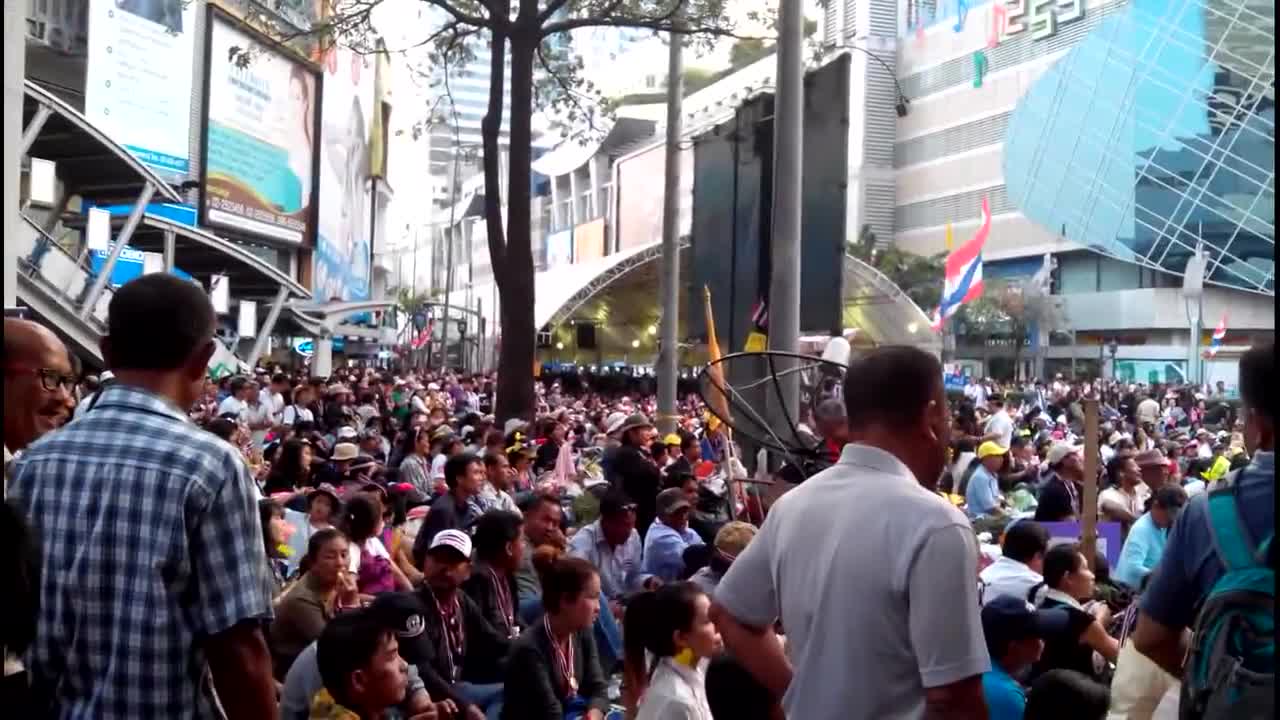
1, 271, 1273, 720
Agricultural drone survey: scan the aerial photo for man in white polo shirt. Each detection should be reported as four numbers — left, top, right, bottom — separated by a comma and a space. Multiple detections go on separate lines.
711, 346, 989, 720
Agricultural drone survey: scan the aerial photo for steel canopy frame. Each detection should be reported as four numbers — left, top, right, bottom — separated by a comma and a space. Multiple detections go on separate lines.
21, 80, 184, 323
544, 240, 689, 331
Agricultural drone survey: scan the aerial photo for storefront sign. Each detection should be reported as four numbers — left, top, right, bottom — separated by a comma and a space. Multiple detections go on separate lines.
1001, 0, 1084, 41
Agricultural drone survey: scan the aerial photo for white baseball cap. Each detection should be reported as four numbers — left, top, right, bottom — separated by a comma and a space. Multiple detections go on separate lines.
1045, 442, 1083, 466
428, 529, 473, 560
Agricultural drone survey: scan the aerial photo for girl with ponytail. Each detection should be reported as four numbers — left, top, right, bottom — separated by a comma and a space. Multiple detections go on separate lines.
622, 582, 721, 720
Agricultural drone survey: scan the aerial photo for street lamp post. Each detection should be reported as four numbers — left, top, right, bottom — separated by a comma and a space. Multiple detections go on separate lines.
1182, 248, 1208, 386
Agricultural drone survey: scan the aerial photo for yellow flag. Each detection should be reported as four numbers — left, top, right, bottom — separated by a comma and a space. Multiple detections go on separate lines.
703, 286, 731, 431
944, 222, 954, 251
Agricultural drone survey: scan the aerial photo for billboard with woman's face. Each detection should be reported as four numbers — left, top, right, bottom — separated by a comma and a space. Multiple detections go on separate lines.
200, 9, 320, 245
314, 45, 373, 302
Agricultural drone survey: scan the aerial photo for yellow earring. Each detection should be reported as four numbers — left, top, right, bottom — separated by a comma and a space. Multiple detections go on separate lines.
673, 647, 696, 667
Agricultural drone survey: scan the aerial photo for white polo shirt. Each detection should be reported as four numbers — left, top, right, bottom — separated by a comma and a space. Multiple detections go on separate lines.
714, 444, 989, 720
979, 555, 1044, 606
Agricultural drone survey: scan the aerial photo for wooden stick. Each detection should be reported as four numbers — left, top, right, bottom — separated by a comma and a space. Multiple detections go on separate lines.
1080, 397, 1100, 571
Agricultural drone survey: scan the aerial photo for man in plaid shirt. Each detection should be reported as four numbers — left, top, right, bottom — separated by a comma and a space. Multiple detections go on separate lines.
9, 274, 277, 719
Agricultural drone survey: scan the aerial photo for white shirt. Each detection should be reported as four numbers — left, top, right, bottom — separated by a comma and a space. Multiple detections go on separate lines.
282, 404, 314, 427
636, 658, 713, 720
984, 410, 1014, 449
714, 444, 989, 719
430, 454, 447, 481
979, 555, 1044, 606
1099, 484, 1150, 521
1136, 398, 1160, 425
260, 389, 285, 422
244, 402, 274, 448
217, 396, 247, 421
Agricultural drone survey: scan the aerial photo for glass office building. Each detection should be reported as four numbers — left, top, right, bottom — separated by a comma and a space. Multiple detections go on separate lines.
1004, 0, 1274, 294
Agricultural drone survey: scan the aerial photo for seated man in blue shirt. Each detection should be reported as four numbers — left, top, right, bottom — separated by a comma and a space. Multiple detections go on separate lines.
1133, 344, 1274, 678
568, 489, 658, 604
980, 595, 1071, 720
642, 488, 706, 581
1113, 485, 1187, 589
966, 441, 1008, 518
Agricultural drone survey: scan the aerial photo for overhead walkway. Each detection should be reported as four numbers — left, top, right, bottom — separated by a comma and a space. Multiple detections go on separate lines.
17, 79, 385, 375
17, 79, 182, 367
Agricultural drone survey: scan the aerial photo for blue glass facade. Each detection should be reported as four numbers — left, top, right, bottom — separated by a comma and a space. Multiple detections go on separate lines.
1004, 0, 1274, 294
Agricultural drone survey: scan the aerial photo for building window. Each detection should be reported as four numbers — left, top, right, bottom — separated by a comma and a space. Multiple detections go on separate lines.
1057, 253, 1099, 294
1098, 257, 1142, 291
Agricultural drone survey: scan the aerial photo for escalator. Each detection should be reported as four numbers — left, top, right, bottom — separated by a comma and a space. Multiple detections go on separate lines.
14, 215, 109, 367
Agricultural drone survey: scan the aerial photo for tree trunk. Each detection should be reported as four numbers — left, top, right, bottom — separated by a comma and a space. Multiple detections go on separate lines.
489, 25, 538, 424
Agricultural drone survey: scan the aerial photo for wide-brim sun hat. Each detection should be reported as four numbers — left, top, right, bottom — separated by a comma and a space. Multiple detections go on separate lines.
331, 442, 360, 462
615, 413, 654, 437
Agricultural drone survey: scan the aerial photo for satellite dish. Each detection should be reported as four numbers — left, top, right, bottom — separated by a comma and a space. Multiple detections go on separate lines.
697, 348, 849, 482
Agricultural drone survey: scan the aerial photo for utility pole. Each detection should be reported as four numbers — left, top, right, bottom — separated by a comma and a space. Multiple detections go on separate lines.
4, 0, 26, 311
769, 0, 805, 423
656, 19, 684, 435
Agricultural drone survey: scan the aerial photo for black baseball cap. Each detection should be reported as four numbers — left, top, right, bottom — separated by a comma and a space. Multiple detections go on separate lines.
981, 595, 1071, 658
366, 592, 432, 665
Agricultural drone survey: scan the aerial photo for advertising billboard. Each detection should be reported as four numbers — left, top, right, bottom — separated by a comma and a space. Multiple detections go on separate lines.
574, 218, 605, 263
616, 143, 692, 251
546, 229, 574, 269
85, 0, 196, 176
201, 9, 320, 245
314, 45, 373, 302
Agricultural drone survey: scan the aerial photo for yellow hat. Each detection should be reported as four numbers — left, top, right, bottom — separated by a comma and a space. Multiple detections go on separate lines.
977, 441, 1008, 460
663, 433, 682, 447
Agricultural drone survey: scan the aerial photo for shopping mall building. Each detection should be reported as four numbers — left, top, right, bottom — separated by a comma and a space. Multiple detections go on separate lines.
857, 0, 1274, 382
494, 0, 1272, 384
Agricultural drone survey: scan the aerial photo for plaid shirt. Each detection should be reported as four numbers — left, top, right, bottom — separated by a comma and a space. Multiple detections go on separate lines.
9, 384, 274, 719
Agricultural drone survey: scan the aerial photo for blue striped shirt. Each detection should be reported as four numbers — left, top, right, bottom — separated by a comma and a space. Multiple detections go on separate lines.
10, 384, 274, 719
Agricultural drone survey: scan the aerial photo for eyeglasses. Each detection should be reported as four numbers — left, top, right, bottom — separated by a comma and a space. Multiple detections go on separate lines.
6, 366, 76, 393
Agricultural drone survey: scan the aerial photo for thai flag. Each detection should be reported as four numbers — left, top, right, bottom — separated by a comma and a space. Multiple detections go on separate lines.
931, 197, 992, 331
1208, 314, 1227, 357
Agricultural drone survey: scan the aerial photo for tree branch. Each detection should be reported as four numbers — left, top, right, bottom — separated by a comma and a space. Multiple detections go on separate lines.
536, 0, 605, 25
535, 43, 603, 136
423, 0, 496, 30
542, 9, 760, 41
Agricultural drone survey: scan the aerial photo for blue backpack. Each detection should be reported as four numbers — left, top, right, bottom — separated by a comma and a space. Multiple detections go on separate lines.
1180, 471, 1274, 719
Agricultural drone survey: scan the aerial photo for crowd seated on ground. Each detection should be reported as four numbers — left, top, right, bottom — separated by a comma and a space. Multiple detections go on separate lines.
3, 278, 1271, 720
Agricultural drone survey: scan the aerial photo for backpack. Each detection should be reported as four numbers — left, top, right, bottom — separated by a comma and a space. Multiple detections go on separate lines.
1179, 470, 1274, 720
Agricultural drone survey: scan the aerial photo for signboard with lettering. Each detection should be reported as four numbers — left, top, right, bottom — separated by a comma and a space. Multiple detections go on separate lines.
998, 0, 1084, 42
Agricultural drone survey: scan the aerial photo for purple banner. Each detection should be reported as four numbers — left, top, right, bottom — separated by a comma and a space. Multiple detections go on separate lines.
1039, 521, 1124, 570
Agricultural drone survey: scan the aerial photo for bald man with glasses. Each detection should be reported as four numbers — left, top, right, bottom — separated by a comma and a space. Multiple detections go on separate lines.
3, 319, 76, 477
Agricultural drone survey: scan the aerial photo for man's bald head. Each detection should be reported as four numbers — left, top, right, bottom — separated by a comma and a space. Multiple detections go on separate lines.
3, 318, 75, 450
4, 318, 66, 364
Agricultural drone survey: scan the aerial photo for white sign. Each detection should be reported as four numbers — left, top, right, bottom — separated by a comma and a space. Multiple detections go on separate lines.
29, 158, 57, 205
142, 251, 164, 275
210, 274, 230, 314
87, 207, 112, 252
85, 0, 196, 175
238, 300, 258, 338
